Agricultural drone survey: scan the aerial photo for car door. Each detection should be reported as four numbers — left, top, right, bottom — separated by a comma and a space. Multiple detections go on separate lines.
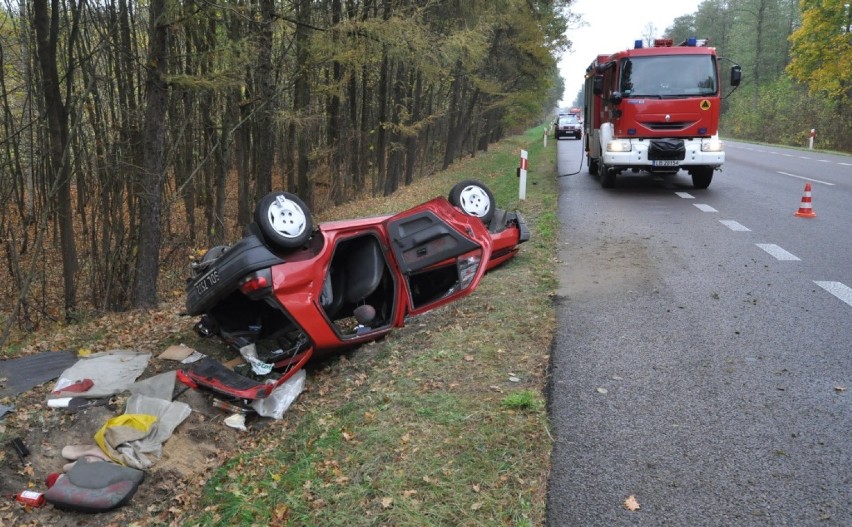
384, 197, 493, 316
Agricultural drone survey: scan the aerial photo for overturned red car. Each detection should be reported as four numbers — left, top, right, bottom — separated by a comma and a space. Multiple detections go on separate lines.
183, 180, 529, 400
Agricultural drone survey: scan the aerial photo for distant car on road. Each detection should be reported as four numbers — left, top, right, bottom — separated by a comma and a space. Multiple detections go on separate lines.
554, 114, 582, 140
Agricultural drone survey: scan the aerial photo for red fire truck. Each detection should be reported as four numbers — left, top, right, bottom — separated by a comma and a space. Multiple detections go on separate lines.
583, 38, 741, 188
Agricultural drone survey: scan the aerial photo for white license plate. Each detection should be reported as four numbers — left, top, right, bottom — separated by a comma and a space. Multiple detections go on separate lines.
652, 160, 680, 167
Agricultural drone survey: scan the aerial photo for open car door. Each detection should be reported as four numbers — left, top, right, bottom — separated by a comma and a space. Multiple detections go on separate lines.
384, 197, 493, 316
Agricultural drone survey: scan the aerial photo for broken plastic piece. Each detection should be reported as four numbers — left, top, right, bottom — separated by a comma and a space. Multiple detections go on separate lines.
52, 378, 94, 394
15, 490, 45, 507
251, 368, 306, 419
212, 399, 251, 414
48, 397, 73, 408
239, 344, 273, 375
10, 438, 29, 463
223, 413, 247, 431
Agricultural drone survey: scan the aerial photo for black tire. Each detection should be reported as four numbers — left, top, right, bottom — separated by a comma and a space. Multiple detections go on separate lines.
588, 156, 599, 176
255, 191, 313, 250
600, 165, 616, 188
448, 180, 495, 223
691, 167, 714, 189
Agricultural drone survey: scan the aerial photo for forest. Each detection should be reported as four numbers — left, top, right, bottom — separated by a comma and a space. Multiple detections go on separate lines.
0, 0, 572, 343
0, 0, 849, 345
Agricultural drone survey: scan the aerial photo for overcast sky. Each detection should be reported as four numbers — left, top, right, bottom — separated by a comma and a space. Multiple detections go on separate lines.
559, 0, 705, 106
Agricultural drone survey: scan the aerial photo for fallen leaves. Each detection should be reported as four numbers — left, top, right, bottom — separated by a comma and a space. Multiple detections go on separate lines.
624, 495, 640, 511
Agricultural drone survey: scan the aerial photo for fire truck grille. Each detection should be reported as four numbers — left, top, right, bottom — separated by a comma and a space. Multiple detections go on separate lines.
641, 121, 696, 131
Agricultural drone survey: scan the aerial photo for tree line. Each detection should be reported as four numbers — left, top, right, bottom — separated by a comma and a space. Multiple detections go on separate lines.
664, 0, 851, 151
0, 0, 571, 339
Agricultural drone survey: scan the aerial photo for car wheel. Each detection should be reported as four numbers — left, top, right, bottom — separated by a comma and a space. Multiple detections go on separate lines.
255, 191, 313, 250
691, 167, 713, 189
448, 180, 495, 223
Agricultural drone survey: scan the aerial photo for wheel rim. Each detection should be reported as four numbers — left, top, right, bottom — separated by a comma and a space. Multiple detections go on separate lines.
458, 185, 491, 218
267, 195, 307, 239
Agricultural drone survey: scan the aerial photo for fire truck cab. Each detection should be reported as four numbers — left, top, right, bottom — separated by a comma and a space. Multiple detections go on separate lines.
584, 38, 741, 189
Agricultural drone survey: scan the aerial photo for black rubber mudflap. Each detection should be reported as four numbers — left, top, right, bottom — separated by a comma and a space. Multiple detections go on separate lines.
184, 357, 271, 400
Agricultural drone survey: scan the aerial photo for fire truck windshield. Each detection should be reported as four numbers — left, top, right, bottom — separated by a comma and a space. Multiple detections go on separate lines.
619, 55, 717, 98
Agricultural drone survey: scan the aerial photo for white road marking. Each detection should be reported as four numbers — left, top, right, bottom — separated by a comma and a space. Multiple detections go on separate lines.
814, 281, 852, 307
777, 171, 835, 186
694, 204, 717, 212
720, 220, 750, 232
675, 192, 694, 199
756, 244, 800, 261
840, 162, 852, 167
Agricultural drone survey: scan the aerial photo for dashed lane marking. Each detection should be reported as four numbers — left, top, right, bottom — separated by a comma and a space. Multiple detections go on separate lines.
675, 192, 694, 199
694, 204, 718, 212
720, 220, 750, 232
814, 281, 852, 307
756, 243, 801, 261
777, 171, 835, 186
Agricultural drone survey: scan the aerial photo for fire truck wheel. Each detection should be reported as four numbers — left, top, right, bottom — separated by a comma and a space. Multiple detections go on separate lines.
600, 165, 616, 188
691, 167, 714, 189
588, 157, 599, 176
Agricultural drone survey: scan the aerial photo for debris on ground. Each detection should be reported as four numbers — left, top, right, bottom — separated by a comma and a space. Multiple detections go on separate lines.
0, 335, 306, 526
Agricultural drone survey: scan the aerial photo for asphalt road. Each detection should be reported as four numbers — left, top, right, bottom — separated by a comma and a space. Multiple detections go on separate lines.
546, 137, 852, 527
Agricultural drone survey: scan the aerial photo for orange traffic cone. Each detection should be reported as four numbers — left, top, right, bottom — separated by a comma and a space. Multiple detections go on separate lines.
794, 183, 816, 218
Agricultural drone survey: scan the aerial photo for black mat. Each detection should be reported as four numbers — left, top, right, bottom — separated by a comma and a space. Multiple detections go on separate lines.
0, 350, 78, 397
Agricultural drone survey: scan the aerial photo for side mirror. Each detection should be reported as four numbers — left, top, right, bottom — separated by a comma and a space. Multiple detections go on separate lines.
610, 91, 623, 106
730, 65, 742, 87
592, 75, 603, 95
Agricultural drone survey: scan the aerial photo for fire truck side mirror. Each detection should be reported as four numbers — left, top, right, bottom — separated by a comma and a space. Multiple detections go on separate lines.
592, 75, 603, 95
730, 65, 742, 87
610, 91, 623, 106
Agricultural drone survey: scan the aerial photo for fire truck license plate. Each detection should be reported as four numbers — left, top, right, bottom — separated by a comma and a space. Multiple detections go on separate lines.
652, 160, 679, 167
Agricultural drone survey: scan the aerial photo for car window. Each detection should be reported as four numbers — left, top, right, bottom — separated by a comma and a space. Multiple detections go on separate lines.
558, 115, 578, 125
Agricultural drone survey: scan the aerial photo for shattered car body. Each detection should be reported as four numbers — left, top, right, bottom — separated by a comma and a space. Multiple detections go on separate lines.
183, 180, 529, 400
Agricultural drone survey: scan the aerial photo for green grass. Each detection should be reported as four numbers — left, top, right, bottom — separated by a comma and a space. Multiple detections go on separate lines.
501, 390, 545, 412
190, 125, 559, 526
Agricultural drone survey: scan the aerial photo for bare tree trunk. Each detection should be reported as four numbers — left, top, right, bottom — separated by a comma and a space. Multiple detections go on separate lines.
384, 62, 404, 196
253, 0, 275, 198
375, 53, 389, 195
131, 0, 169, 308
294, 0, 312, 205
33, 0, 78, 319
404, 69, 422, 186
442, 59, 463, 170
328, 0, 345, 204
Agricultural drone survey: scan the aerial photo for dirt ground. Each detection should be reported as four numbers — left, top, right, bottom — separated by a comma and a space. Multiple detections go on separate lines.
0, 329, 264, 527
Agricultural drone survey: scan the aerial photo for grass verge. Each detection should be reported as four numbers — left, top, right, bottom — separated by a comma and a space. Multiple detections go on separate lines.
191, 127, 559, 526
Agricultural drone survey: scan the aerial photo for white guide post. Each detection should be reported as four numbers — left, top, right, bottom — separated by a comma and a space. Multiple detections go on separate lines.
518, 149, 528, 201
